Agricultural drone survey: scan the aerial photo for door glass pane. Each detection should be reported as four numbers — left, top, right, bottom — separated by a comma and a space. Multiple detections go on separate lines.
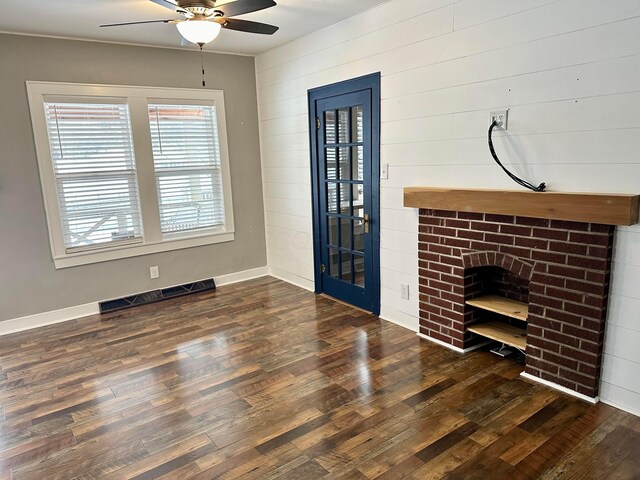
327, 215, 338, 246
340, 181, 351, 216
326, 148, 337, 180
338, 147, 350, 181
327, 182, 338, 213
354, 254, 365, 287
353, 204, 364, 219
353, 146, 364, 181
328, 248, 339, 278
339, 217, 352, 250
338, 108, 349, 144
325, 110, 336, 144
341, 251, 353, 283
354, 218, 365, 253
352, 106, 363, 143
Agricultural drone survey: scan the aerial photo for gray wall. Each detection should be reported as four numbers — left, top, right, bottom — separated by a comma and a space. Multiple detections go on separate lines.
0, 34, 267, 322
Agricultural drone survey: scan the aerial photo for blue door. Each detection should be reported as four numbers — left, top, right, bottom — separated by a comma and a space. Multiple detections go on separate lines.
309, 74, 380, 314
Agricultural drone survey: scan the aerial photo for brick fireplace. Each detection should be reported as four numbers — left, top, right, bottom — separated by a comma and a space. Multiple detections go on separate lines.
404, 187, 639, 401
418, 209, 614, 398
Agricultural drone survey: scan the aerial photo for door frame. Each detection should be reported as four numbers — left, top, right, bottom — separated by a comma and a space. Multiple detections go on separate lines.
308, 72, 381, 315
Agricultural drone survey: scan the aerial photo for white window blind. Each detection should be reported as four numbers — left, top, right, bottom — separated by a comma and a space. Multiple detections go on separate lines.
43, 101, 143, 252
149, 104, 225, 235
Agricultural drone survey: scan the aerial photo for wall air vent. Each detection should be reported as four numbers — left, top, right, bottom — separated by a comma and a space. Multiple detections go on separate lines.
99, 278, 216, 314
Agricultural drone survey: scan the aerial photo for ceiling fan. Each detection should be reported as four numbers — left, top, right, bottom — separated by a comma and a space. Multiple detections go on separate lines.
100, 0, 279, 46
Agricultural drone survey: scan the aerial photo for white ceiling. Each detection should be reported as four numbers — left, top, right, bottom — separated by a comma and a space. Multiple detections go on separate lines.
0, 0, 390, 55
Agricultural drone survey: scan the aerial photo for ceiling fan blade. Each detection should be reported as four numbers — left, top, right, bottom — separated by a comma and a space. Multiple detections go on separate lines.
100, 19, 174, 27
214, 0, 276, 18
216, 17, 279, 35
149, 0, 179, 11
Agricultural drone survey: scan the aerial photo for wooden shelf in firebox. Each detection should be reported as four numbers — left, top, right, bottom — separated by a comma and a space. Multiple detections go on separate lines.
467, 321, 527, 350
465, 295, 528, 322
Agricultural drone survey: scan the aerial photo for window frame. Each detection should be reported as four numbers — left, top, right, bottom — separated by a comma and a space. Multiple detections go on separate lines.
27, 81, 235, 269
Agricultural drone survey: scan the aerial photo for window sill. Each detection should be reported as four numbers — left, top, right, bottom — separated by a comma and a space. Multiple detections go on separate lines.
53, 231, 235, 269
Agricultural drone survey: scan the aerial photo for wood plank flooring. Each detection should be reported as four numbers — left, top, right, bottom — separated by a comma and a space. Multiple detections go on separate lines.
0, 276, 638, 479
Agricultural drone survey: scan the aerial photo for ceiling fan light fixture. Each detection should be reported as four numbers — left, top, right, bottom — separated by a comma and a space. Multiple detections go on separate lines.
176, 20, 221, 45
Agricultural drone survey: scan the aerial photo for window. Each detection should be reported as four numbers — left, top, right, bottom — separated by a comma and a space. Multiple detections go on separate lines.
148, 104, 225, 236
28, 83, 234, 268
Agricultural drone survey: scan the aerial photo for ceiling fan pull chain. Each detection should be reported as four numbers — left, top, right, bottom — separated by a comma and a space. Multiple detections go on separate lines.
199, 43, 206, 87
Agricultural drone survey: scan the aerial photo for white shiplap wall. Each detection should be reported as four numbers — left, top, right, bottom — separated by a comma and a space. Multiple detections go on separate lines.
255, 0, 640, 415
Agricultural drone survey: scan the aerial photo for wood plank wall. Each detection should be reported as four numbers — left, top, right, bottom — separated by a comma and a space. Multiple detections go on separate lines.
255, 0, 640, 415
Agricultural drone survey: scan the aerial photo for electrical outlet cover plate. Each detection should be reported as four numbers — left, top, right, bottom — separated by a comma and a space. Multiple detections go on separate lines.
150, 266, 159, 279
490, 109, 509, 129
400, 283, 410, 300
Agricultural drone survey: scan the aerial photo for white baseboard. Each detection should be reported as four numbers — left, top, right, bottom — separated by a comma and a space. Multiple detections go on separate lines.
379, 307, 418, 332
268, 266, 315, 292
215, 266, 269, 286
417, 332, 490, 354
520, 372, 599, 404
0, 266, 270, 337
0, 302, 100, 336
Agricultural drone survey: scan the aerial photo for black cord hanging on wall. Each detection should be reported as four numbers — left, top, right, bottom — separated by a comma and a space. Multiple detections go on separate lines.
488, 120, 546, 192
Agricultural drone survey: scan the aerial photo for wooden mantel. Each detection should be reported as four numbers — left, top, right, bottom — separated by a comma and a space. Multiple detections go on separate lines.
404, 187, 640, 226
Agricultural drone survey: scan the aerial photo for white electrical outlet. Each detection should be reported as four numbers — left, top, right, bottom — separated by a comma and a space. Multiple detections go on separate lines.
150, 266, 159, 279
489, 109, 509, 129
400, 283, 410, 300
381, 163, 389, 180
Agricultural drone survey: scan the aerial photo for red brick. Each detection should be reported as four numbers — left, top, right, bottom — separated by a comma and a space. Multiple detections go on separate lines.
578, 363, 598, 377
563, 302, 602, 319
565, 279, 605, 296
533, 228, 569, 241
532, 250, 567, 264
442, 237, 471, 249
515, 237, 548, 249
445, 219, 470, 229
559, 368, 596, 387
485, 214, 515, 223
471, 222, 500, 232
432, 210, 457, 218
485, 233, 515, 245
526, 357, 559, 375
543, 329, 581, 349
569, 232, 611, 246
441, 273, 464, 286
590, 224, 614, 234
470, 241, 500, 251
500, 224, 533, 236
542, 351, 579, 370
432, 226, 456, 237
560, 346, 599, 364
529, 337, 562, 353
419, 251, 440, 262
428, 279, 454, 292
575, 384, 597, 397
562, 324, 600, 344
549, 241, 588, 256
440, 255, 463, 267
418, 268, 440, 281
567, 256, 607, 271
585, 272, 608, 285
419, 233, 440, 244
547, 265, 585, 280
516, 217, 549, 227
458, 212, 484, 220
530, 273, 565, 288
429, 244, 453, 255
545, 286, 584, 304
458, 229, 484, 241
419, 216, 442, 226
544, 308, 582, 326
550, 220, 590, 231
430, 263, 452, 274
499, 245, 532, 260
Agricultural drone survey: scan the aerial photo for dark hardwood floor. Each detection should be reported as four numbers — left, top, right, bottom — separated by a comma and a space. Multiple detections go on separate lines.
0, 276, 638, 479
